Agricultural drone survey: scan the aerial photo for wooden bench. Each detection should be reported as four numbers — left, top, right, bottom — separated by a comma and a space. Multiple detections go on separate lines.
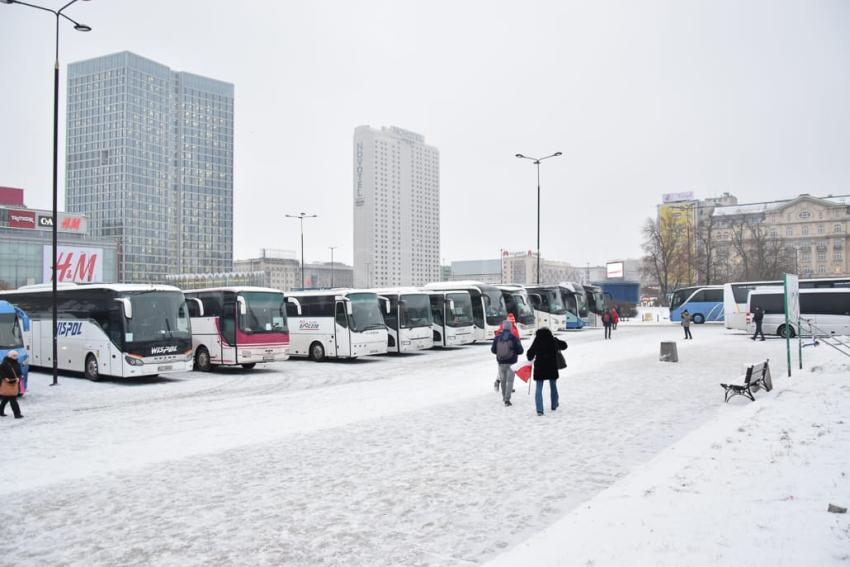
720, 359, 772, 403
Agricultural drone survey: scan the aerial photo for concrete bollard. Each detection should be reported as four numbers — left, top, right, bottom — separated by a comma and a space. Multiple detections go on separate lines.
659, 341, 678, 362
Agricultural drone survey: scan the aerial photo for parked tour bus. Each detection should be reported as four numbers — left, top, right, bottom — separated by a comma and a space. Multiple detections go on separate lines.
496, 285, 536, 337
523, 285, 567, 331
557, 282, 588, 329
669, 285, 724, 323
424, 290, 476, 347
285, 290, 388, 361
724, 277, 850, 331
747, 288, 850, 337
424, 281, 507, 341
0, 300, 30, 393
583, 284, 606, 315
0, 283, 193, 380
183, 287, 289, 371
372, 288, 434, 353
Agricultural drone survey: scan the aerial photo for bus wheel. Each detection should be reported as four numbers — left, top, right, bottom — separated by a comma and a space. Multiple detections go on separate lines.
779, 324, 796, 339
309, 341, 326, 362
241, 363, 257, 370
84, 354, 100, 381
195, 347, 212, 372
692, 314, 705, 324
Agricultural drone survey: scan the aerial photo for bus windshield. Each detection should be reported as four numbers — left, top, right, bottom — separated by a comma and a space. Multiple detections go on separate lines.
546, 289, 566, 314
511, 293, 535, 324
125, 291, 191, 343
348, 293, 386, 332
482, 287, 508, 326
446, 292, 474, 327
0, 314, 22, 349
575, 290, 588, 317
239, 292, 288, 334
670, 287, 697, 311
399, 294, 432, 329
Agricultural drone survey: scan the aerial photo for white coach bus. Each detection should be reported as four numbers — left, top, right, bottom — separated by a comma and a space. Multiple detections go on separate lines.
424, 290, 476, 347
0, 283, 193, 380
183, 287, 289, 371
523, 284, 568, 331
747, 288, 850, 338
286, 290, 388, 361
372, 288, 434, 353
496, 285, 536, 337
424, 281, 508, 341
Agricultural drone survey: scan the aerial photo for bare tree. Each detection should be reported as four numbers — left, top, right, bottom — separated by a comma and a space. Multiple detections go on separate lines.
641, 215, 686, 305
695, 213, 717, 285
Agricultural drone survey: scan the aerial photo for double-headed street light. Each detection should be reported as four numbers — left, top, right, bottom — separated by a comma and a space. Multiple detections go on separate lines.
515, 152, 563, 284
3, 0, 93, 386
285, 212, 317, 289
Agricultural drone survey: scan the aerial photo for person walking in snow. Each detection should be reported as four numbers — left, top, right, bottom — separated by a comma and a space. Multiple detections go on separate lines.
682, 310, 693, 340
0, 351, 23, 419
601, 308, 613, 339
491, 318, 524, 406
526, 327, 567, 416
611, 306, 620, 330
493, 314, 520, 391
751, 306, 766, 341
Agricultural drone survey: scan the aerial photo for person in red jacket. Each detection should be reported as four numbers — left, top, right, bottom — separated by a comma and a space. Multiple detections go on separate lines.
611, 306, 620, 330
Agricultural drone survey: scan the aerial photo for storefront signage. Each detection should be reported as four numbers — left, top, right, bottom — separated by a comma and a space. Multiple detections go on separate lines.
43, 245, 103, 283
8, 209, 35, 229
35, 213, 87, 233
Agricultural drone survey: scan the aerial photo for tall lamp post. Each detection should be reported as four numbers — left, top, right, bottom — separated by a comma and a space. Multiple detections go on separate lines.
285, 212, 317, 289
515, 151, 563, 284
3, 0, 93, 386
328, 246, 336, 288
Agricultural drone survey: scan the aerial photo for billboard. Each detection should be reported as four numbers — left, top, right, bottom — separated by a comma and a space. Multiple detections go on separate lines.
606, 261, 624, 279
35, 213, 88, 234
8, 209, 36, 229
43, 245, 104, 283
661, 191, 695, 204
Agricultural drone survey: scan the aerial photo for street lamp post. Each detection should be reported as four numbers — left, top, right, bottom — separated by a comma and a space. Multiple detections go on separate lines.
3, 0, 92, 386
328, 246, 336, 288
285, 212, 317, 289
515, 152, 563, 284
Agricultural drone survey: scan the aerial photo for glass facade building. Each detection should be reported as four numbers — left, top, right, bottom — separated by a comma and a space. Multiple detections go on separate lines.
66, 52, 234, 283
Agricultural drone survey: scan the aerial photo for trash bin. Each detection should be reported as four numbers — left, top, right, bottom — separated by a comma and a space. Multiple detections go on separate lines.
659, 341, 678, 362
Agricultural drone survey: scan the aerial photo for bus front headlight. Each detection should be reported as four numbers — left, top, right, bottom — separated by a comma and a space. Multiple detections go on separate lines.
125, 355, 144, 367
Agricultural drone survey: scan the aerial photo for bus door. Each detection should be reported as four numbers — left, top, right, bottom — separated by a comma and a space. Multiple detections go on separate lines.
221, 293, 237, 364
334, 301, 352, 357
429, 295, 444, 346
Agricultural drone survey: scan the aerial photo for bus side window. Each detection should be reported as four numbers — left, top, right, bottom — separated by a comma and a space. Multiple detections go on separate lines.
286, 302, 299, 317
221, 293, 237, 345
335, 302, 348, 328
108, 303, 124, 347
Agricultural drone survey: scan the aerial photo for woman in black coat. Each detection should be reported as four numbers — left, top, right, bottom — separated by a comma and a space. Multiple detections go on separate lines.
0, 351, 23, 419
526, 327, 567, 416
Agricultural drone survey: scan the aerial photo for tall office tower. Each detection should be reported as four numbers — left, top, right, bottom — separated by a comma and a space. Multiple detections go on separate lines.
353, 125, 440, 287
66, 51, 234, 282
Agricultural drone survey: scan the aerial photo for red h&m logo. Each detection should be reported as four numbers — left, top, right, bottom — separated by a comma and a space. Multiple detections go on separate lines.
61, 217, 81, 230
55, 251, 98, 282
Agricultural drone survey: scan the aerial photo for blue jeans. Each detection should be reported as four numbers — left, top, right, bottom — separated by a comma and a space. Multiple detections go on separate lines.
535, 379, 559, 413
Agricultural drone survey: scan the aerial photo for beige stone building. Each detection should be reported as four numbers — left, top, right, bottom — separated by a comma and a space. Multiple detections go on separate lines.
712, 194, 850, 279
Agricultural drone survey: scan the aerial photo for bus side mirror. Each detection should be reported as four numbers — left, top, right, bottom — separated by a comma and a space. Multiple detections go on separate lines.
286, 297, 302, 316
379, 296, 391, 314
237, 296, 247, 315
189, 298, 204, 317
448, 299, 455, 311
14, 308, 30, 332
346, 301, 354, 316
116, 298, 132, 319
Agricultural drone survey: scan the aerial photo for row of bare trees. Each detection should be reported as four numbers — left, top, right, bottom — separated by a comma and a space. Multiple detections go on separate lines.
641, 213, 794, 305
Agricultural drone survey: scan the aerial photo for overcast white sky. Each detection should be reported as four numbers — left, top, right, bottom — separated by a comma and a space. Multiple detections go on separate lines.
2, 0, 849, 268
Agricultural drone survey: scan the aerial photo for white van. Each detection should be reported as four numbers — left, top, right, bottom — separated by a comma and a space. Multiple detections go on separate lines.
747, 288, 850, 338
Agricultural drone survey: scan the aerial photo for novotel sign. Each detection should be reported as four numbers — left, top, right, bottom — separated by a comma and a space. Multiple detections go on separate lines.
354, 141, 365, 207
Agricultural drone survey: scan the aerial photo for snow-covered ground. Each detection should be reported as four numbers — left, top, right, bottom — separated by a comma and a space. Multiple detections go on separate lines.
3, 325, 847, 566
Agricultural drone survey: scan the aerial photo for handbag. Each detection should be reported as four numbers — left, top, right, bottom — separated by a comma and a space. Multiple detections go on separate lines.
0, 378, 19, 397
555, 350, 567, 370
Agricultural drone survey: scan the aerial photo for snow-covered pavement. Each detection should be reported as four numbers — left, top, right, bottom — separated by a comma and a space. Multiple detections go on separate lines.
3, 325, 846, 565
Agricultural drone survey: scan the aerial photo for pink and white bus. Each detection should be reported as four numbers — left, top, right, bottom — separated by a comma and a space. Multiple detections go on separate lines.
183, 287, 289, 371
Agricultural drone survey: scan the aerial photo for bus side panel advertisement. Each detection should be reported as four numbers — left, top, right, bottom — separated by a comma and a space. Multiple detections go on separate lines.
42, 245, 104, 283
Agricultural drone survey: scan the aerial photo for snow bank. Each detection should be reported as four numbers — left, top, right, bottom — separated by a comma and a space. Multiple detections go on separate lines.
487, 357, 850, 567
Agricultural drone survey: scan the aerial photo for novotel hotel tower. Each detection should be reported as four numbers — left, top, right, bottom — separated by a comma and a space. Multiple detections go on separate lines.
353, 125, 440, 288
65, 52, 234, 283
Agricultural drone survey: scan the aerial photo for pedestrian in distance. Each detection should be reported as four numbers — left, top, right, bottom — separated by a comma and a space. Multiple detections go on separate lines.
601, 308, 613, 339
751, 307, 766, 341
491, 317, 524, 406
682, 310, 693, 340
0, 350, 23, 419
526, 327, 567, 416
611, 306, 620, 330
493, 314, 521, 391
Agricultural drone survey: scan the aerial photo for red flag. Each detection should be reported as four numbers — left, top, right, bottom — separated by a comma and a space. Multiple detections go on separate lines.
511, 360, 533, 383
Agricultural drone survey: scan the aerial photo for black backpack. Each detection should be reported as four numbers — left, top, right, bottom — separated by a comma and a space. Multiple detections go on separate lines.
495, 335, 515, 362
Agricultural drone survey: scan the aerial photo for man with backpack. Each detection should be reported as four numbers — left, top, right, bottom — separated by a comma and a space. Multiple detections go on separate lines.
751, 306, 766, 341
602, 308, 613, 339
491, 317, 524, 406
